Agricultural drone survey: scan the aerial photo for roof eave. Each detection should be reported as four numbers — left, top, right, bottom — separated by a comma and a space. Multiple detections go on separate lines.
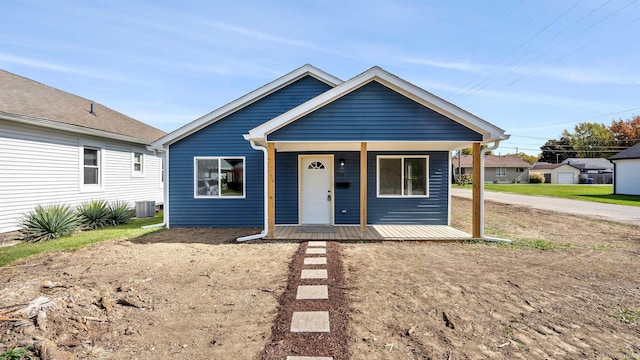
1, 112, 153, 145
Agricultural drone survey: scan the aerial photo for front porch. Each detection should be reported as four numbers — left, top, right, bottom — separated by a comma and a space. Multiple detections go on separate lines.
271, 225, 472, 241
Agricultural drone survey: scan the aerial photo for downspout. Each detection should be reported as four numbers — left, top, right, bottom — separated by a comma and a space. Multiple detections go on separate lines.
142, 146, 168, 229
236, 137, 269, 242
480, 140, 511, 243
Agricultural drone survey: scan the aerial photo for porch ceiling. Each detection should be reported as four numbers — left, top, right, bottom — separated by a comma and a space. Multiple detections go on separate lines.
272, 141, 476, 152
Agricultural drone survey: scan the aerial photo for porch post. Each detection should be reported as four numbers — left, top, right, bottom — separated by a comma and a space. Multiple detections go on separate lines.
360, 142, 367, 236
267, 142, 276, 238
472, 142, 481, 238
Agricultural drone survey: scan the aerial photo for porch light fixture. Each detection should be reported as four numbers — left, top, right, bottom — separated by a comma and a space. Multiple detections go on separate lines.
339, 158, 345, 167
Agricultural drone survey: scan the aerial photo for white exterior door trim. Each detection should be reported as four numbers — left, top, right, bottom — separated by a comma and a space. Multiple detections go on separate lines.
298, 155, 334, 225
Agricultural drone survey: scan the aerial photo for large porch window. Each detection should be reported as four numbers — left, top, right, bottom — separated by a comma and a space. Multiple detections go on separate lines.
194, 157, 245, 198
377, 156, 429, 197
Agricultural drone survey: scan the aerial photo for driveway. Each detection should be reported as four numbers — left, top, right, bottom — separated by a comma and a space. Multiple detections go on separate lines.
450, 187, 640, 226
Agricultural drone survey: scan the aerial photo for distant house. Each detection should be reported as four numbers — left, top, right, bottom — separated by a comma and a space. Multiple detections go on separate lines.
530, 162, 580, 184
453, 155, 531, 183
0, 69, 166, 234
609, 143, 640, 195
150, 65, 509, 240
561, 158, 613, 184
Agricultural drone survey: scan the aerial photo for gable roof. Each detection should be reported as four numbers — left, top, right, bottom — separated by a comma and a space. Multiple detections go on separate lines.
0, 69, 165, 144
454, 155, 531, 168
249, 66, 508, 143
151, 64, 343, 148
530, 162, 579, 171
562, 158, 613, 170
610, 143, 640, 160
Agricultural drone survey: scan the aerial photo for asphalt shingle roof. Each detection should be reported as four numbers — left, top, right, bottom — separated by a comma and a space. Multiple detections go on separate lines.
0, 69, 166, 143
609, 143, 640, 160
454, 155, 531, 168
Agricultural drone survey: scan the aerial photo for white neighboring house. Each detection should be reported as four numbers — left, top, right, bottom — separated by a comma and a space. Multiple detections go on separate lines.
0, 69, 166, 234
529, 163, 581, 184
609, 143, 640, 195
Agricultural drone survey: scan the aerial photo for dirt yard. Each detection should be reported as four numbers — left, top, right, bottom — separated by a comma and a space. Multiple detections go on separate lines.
1, 197, 639, 359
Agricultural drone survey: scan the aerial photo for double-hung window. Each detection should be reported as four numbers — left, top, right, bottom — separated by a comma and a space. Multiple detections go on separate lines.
83, 147, 100, 185
133, 152, 144, 175
194, 157, 245, 198
496, 167, 506, 177
377, 156, 429, 197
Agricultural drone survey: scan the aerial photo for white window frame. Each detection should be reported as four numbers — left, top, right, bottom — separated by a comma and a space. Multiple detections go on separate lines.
376, 155, 429, 198
194, 156, 246, 199
80, 144, 104, 192
132, 152, 144, 177
496, 167, 506, 177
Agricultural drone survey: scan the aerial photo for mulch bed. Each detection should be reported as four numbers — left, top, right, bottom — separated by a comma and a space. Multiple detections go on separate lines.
257, 241, 349, 360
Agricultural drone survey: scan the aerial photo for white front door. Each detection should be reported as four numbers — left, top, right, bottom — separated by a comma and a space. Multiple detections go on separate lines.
300, 156, 332, 224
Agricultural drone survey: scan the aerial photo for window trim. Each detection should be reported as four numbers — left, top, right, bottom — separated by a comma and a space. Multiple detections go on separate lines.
132, 152, 144, 177
376, 155, 429, 198
496, 167, 506, 177
80, 145, 104, 192
194, 156, 246, 199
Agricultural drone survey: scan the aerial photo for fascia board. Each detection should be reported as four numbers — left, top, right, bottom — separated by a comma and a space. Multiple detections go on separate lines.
1, 112, 152, 145
248, 66, 508, 142
150, 64, 342, 150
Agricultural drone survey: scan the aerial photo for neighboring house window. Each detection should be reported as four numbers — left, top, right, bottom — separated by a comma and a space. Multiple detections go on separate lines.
377, 156, 429, 197
194, 157, 245, 198
83, 147, 100, 185
496, 167, 506, 176
516, 168, 524, 173
133, 152, 144, 175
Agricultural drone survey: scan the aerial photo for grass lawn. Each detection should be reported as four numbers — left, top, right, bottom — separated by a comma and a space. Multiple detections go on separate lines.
0, 212, 164, 267
481, 184, 640, 207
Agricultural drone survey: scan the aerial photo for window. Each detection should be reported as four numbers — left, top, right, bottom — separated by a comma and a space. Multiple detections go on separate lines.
516, 167, 524, 173
377, 156, 429, 197
496, 167, 506, 176
194, 157, 245, 198
83, 147, 100, 185
133, 152, 144, 174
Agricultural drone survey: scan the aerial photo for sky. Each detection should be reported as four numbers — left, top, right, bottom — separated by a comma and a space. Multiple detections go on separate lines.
2, 0, 639, 156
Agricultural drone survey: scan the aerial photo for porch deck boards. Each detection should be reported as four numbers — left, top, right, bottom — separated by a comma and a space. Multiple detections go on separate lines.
272, 225, 472, 241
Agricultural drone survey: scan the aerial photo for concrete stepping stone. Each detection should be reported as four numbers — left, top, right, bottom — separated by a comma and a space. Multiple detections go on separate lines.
307, 241, 327, 247
290, 311, 330, 332
306, 247, 326, 254
286, 357, 333, 360
304, 257, 327, 265
296, 285, 328, 300
301, 269, 327, 279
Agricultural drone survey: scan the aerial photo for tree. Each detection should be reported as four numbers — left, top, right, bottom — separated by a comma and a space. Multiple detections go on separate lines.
505, 152, 538, 164
562, 122, 614, 158
610, 115, 640, 148
460, 145, 493, 156
539, 136, 576, 163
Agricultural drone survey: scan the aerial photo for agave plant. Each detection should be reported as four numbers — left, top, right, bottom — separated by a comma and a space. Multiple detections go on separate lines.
20, 204, 80, 242
109, 200, 133, 225
77, 199, 111, 229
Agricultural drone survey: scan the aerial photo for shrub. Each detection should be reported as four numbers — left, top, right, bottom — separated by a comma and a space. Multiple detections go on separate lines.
456, 174, 473, 186
109, 200, 133, 225
19, 204, 80, 242
529, 173, 545, 183
77, 199, 111, 229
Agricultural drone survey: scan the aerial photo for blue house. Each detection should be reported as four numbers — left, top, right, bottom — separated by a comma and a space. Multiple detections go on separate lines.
151, 65, 508, 241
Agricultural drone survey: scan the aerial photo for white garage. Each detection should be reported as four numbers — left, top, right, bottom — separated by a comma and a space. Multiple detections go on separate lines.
557, 172, 575, 184
611, 143, 640, 195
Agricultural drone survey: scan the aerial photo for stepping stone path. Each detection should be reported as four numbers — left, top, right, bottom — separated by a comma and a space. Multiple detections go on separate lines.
287, 240, 334, 360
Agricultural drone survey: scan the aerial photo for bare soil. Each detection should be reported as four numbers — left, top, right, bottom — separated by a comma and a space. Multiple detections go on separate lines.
1, 198, 639, 359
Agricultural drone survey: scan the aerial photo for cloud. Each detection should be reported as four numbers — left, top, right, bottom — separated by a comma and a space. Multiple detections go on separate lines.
398, 56, 640, 85
0, 53, 124, 82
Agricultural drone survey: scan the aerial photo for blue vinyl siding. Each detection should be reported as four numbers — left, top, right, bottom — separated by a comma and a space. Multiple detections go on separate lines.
168, 76, 332, 227
368, 151, 449, 225
268, 81, 482, 142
